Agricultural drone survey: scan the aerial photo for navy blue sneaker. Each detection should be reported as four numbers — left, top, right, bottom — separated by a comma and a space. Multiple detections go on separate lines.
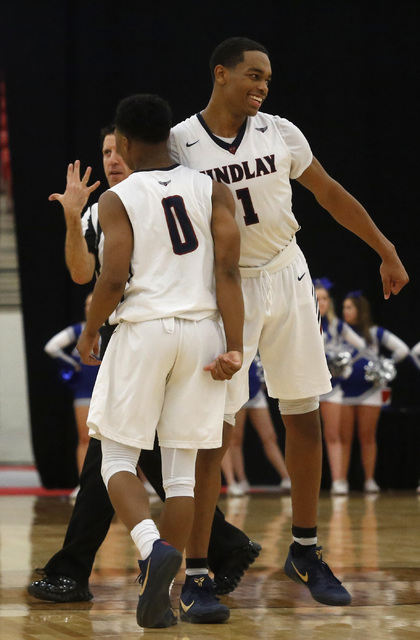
136, 539, 182, 628
149, 607, 177, 628
284, 544, 352, 606
213, 540, 262, 595
179, 574, 230, 623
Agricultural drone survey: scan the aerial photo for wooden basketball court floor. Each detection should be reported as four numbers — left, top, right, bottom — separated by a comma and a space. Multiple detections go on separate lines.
1, 490, 420, 639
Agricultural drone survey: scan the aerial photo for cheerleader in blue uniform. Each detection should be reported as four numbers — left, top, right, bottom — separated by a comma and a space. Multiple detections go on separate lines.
221, 356, 291, 496
314, 279, 366, 495
340, 292, 409, 493
44, 293, 98, 477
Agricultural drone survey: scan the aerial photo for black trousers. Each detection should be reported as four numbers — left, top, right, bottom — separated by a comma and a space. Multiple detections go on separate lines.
44, 325, 249, 584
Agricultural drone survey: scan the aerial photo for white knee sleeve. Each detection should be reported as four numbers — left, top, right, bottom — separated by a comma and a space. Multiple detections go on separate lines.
161, 447, 197, 498
101, 437, 140, 489
278, 396, 319, 415
223, 413, 236, 426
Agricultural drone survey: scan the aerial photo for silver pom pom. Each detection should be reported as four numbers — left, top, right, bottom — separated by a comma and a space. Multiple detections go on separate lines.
364, 357, 396, 384
326, 348, 353, 379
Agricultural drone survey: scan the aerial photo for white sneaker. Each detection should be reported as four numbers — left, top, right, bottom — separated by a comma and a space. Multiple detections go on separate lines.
364, 478, 380, 493
227, 481, 247, 496
238, 479, 250, 493
279, 477, 291, 493
331, 479, 349, 496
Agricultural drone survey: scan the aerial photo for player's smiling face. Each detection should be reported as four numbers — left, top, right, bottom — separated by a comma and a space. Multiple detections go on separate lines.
222, 50, 271, 117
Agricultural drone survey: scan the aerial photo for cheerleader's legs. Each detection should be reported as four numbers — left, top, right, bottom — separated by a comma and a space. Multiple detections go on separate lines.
356, 405, 381, 482
340, 405, 356, 481
320, 401, 344, 483
228, 409, 247, 483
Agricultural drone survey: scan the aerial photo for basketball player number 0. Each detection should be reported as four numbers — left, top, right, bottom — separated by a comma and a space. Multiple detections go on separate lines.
162, 195, 199, 255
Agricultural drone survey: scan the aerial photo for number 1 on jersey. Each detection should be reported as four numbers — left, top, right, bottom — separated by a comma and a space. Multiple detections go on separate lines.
236, 188, 259, 226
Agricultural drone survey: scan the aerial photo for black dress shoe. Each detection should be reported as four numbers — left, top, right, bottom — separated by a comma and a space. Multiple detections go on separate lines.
27, 573, 93, 602
211, 540, 262, 595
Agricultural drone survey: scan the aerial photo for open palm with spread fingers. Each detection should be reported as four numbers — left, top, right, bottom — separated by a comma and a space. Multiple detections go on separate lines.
49, 160, 101, 215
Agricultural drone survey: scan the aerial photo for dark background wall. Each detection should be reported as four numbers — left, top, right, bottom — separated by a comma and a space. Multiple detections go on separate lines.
1, 0, 419, 487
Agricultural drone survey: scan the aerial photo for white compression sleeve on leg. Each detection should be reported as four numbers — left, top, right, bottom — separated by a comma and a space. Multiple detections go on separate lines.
161, 447, 197, 498
278, 396, 319, 415
100, 437, 140, 488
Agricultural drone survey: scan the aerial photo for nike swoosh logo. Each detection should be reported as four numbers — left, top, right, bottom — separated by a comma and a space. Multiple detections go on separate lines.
180, 598, 195, 613
138, 559, 151, 596
298, 272, 306, 281
186, 140, 199, 147
291, 561, 308, 583
256, 126, 268, 133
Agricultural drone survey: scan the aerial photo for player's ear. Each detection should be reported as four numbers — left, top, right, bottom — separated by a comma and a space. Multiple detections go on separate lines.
214, 64, 229, 86
120, 135, 131, 156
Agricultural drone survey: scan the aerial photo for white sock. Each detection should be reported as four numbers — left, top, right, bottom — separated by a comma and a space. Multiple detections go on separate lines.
130, 519, 160, 560
292, 536, 317, 546
185, 568, 209, 576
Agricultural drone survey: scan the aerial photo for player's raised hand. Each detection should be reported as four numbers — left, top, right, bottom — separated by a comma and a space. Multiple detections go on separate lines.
204, 350, 243, 381
49, 160, 100, 216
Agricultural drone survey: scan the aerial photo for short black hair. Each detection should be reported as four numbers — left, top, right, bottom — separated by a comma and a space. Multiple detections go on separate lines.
114, 94, 172, 143
209, 37, 269, 81
100, 123, 115, 147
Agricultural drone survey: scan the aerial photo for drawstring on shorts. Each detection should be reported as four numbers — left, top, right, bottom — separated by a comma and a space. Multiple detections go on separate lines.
260, 270, 274, 315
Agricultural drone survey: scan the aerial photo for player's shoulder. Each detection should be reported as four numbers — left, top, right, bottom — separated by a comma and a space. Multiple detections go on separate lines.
256, 111, 300, 134
175, 162, 213, 189
171, 114, 200, 138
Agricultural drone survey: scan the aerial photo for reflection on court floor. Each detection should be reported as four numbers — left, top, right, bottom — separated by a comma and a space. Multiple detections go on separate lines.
1, 491, 420, 639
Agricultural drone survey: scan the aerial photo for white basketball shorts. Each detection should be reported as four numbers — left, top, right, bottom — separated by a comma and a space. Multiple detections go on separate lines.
87, 316, 227, 449
225, 242, 332, 414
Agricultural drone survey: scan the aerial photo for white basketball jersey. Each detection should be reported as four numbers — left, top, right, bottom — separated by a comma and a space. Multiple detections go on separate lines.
110, 164, 217, 323
169, 112, 312, 267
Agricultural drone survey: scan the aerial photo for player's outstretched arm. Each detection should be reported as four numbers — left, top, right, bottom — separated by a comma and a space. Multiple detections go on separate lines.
205, 181, 244, 381
49, 160, 99, 284
297, 157, 409, 299
77, 191, 133, 365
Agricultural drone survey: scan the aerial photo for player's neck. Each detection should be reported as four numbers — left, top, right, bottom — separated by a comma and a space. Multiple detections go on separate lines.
130, 144, 173, 171
200, 102, 246, 138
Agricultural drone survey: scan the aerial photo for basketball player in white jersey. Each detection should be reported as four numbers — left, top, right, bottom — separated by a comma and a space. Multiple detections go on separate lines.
28, 126, 257, 607
77, 94, 244, 628
168, 37, 408, 614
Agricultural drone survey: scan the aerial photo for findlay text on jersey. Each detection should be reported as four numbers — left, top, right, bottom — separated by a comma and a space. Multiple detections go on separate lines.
199, 154, 276, 185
